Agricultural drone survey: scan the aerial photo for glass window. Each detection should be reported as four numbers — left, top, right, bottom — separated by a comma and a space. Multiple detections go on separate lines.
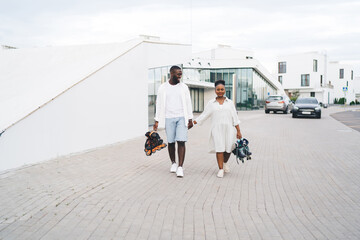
351, 70, 353, 80
183, 69, 194, 81
310, 92, 315, 97
267, 96, 283, 100
161, 67, 168, 83
296, 98, 318, 104
216, 69, 223, 81
278, 76, 282, 84
320, 75, 323, 86
223, 69, 229, 85
278, 62, 286, 73
313, 59, 318, 72
301, 74, 310, 86
210, 70, 216, 83
148, 69, 155, 126
339, 69, 344, 79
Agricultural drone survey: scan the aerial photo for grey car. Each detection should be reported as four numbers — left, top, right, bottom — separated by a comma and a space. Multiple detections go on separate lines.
265, 95, 291, 114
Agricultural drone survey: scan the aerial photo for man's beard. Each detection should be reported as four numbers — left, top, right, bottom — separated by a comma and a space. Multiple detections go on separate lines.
171, 76, 180, 83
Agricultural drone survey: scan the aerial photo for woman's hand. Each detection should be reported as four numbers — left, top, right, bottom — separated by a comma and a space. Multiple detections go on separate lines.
235, 125, 242, 139
193, 120, 197, 124
237, 130, 242, 139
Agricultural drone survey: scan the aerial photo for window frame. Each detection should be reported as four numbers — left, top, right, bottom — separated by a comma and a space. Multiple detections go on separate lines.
339, 69, 344, 79
313, 59, 318, 72
301, 74, 310, 87
278, 62, 286, 74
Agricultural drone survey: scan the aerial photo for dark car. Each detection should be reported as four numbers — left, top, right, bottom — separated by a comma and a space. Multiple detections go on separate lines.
292, 97, 321, 119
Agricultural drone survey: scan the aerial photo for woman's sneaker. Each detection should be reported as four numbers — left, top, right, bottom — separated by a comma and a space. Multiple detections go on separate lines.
223, 163, 230, 173
170, 163, 178, 173
217, 169, 224, 178
176, 167, 184, 177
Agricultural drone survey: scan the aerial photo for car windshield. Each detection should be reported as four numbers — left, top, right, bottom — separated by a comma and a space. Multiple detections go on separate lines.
296, 98, 318, 104
268, 96, 283, 101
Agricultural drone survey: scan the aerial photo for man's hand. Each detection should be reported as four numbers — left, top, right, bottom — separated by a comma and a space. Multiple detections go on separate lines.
188, 120, 193, 129
153, 121, 159, 131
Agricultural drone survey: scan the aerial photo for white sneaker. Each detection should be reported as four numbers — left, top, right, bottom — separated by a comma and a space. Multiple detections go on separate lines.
176, 167, 184, 177
223, 163, 230, 173
170, 163, 178, 173
217, 169, 224, 178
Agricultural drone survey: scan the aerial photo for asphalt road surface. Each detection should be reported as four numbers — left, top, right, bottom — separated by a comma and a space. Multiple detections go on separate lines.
331, 109, 360, 132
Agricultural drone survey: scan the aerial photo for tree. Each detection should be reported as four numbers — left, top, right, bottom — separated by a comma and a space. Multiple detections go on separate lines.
290, 90, 300, 102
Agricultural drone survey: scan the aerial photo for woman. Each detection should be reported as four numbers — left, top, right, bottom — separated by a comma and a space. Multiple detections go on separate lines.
194, 80, 242, 178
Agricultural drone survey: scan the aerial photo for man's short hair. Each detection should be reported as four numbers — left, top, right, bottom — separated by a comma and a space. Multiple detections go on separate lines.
215, 79, 225, 87
170, 65, 181, 73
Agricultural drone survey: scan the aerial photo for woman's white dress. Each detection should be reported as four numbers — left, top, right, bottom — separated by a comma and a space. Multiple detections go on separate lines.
195, 97, 240, 153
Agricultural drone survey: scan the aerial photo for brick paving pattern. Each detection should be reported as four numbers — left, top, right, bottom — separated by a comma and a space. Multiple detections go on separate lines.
1, 106, 360, 240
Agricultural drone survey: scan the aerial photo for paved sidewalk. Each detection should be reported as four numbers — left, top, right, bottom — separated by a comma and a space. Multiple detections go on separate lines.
1, 106, 360, 240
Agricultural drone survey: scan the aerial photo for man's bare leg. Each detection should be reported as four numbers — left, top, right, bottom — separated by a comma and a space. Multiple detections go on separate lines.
177, 141, 185, 167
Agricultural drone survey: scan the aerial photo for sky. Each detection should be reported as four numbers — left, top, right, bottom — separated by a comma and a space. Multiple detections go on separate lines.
1, 0, 360, 74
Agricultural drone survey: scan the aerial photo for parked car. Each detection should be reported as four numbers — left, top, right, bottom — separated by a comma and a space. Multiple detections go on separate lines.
292, 97, 321, 119
265, 95, 292, 114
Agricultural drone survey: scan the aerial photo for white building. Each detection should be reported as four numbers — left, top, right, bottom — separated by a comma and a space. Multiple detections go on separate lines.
0, 37, 191, 171
354, 76, 360, 102
277, 52, 333, 104
0, 39, 284, 172
277, 52, 356, 104
328, 61, 355, 103
148, 45, 284, 126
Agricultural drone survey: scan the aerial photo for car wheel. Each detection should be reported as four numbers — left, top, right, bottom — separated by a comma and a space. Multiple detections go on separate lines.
292, 113, 296, 118
283, 107, 288, 114
317, 113, 321, 119
265, 110, 269, 114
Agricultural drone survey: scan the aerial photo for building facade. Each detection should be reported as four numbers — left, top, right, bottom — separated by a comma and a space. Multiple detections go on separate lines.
148, 46, 282, 126
328, 61, 355, 103
277, 52, 356, 104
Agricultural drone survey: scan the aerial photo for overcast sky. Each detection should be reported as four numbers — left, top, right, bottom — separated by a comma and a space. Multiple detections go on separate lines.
1, 0, 359, 74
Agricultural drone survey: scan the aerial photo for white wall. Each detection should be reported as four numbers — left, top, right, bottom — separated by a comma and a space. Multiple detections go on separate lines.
278, 52, 326, 90
354, 77, 360, 101
204, 88, 216, 105
0, 44, 148, 171
0, 41, 192, 172
328, 62, 355, 103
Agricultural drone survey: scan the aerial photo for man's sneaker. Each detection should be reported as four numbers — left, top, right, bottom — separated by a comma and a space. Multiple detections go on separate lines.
176, 167, 184, 177
170, 163, 178, 173
223, 163, 230, 173
217, 169, 224, 178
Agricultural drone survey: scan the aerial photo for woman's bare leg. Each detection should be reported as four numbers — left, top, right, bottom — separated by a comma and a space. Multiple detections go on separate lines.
224, 152, 231, 163
216, 152, 224, 169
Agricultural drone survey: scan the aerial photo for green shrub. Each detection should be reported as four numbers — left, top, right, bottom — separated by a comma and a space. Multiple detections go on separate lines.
334, 98, 338, 104
338, 97, 346, 104
350, 101, 355, 105
356, 99, 360, 105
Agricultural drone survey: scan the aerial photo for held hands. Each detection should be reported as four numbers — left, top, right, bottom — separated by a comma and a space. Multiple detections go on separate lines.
188, 120, 193, 129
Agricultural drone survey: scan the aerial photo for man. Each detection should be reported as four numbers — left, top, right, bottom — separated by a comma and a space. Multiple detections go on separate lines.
153, 65, 193, 177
